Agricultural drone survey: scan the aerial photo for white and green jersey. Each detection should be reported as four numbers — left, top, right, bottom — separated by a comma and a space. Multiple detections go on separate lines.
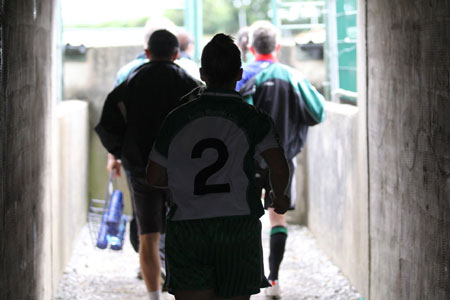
149, 89, 282, 221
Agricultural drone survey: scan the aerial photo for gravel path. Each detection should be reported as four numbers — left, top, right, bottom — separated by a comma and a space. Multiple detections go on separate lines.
56, 213, 362, 300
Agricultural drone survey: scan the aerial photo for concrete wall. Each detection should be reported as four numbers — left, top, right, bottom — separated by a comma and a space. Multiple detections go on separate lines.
367, 0, 450, 299
304, 1, 450, 299
0, 1, 90, 298
304, 101, 369, 297
51, 100, 89, 294
0, 0, 55, 298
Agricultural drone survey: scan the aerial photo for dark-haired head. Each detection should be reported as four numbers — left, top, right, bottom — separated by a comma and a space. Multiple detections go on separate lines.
200, 33, 242, 88
146, 29, 179, 61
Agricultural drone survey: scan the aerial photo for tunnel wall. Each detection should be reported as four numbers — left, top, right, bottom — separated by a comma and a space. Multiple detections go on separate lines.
0, 0, 55, 299
0, 1, 89, 299
51, 100, 89, 295
367, 0, 450, 299
303, 1, 450, 298
304, 101, 369, 296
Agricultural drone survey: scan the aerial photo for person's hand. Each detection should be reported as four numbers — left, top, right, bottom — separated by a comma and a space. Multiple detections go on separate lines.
269, 191, 290, 214
107, 154, 121, 178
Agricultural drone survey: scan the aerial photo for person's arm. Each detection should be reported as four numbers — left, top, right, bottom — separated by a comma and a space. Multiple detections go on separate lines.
260, 148, 291, 214
146, 159, 168, 188
95, 82, 128, 158
106, 153, 121, 178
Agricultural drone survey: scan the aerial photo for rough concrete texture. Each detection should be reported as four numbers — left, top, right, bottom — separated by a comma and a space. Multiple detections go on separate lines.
367, 0, 450, 299
353, 1, 370, 297
304, 101, 369, 297
51, 100, 89, 294
0, 0, 55, 299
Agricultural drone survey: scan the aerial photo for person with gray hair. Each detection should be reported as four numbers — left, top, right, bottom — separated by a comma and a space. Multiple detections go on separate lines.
237, 20, 325, 299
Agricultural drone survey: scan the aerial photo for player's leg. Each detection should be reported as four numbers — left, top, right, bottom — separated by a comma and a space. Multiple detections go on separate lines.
267, 207, 288, 281
124, 170, 143, 279
140, 232, 162, 291
259, 164, 288, 283
266, 158, 296, 298
256, 163, 286, 297
266, 206, 288, 299
129, 176, 167, 299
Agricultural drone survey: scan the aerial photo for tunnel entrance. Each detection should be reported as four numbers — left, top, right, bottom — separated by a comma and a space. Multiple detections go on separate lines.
2, 0, 450, 299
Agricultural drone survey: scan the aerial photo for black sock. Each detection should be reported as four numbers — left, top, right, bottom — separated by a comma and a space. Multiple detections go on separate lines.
268, 226, 288, 281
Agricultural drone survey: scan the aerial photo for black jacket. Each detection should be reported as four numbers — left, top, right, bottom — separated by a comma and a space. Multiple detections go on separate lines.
95, 61, 201, 176
239, 63, 325, 160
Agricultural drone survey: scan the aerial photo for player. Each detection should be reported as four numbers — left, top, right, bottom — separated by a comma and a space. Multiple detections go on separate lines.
146, 33, 291, 300
96, 30, 201, 300
237, 20, 325, 298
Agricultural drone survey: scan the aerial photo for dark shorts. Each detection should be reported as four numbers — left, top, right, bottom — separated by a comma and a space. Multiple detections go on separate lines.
128, 175, 168, 234
255, 158, 296, 210
165, 215, 270, 298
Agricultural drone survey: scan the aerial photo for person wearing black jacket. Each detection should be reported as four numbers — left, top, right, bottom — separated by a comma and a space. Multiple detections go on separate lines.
237, 21, 325, 299
95, 30, 201, 300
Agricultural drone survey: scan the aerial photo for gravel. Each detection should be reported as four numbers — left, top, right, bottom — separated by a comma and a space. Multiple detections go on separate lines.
56, 213, 362, 300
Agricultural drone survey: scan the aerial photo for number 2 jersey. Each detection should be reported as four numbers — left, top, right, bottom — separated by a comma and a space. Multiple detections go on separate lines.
149, 89, 282, 221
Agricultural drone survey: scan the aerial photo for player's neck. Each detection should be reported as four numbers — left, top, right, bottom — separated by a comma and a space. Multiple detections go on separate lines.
206, 79, 238, 90
207, 83, 236, 91
255, 53, 277, 62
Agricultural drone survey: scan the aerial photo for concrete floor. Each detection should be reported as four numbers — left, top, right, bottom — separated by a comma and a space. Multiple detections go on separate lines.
56, 213, 362, 300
